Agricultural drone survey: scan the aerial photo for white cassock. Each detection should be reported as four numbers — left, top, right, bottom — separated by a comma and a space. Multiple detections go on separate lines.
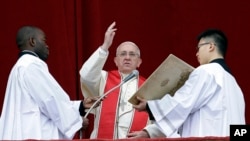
80, 47, 154, 139
147, 62, 245, 137
0, 53, 82, 140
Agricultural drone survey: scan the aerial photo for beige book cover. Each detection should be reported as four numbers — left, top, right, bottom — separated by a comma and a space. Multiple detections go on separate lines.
128, 54, 195, 105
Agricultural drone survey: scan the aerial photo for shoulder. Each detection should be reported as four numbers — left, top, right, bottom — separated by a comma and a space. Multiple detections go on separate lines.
108, 70, 119, 76
195, 63, 224, 74
17, 54, 46, 68
139, 75, 146, 81
188, 64, 215, 81
191, 63, 226, 84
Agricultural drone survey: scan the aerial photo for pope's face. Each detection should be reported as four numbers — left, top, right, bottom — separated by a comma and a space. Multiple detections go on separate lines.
114, 43, 142, 74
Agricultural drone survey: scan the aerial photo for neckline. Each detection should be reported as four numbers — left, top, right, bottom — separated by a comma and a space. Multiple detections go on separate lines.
18, 50, 39, 59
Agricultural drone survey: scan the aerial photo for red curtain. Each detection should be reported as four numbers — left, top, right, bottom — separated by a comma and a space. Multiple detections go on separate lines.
0, 0, 249, 139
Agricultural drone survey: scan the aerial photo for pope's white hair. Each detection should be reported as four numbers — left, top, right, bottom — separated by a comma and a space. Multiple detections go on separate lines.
116, 41, 141, 57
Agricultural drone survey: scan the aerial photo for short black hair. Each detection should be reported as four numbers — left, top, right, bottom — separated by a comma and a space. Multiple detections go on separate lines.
197, 29, 228, 57
16, 26, 40, 49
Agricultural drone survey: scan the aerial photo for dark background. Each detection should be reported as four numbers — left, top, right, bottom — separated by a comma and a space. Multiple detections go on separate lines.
0, 0, 249, 138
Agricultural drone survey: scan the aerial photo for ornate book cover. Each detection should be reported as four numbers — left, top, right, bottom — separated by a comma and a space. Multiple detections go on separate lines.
128, 54, 194, 105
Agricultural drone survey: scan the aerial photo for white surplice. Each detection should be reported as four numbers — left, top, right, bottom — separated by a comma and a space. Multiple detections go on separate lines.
0, 54, 82, 140
148, 63, 245, 137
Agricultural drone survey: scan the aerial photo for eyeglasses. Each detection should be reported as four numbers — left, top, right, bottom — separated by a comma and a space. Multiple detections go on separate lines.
196, 42, 216, 50
117, 51, 139, 58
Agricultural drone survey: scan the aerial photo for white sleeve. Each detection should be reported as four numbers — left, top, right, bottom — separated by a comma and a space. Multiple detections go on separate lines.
25, 62, 82, 139
148, 67, 218, 136
79, 47, 108, 97
144, 123, 166, 138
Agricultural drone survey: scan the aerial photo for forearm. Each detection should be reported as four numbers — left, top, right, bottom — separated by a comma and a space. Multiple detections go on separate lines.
79, 47, 108, 80
79, 47, 108, 97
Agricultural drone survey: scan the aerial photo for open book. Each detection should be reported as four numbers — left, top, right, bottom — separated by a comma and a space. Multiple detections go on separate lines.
128, 54, 194, 105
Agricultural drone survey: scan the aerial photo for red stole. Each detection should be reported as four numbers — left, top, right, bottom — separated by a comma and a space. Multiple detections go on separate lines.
97, 70, 148, 139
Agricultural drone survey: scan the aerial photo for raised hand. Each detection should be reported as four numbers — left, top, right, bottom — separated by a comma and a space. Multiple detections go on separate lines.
101, 21, 117, 51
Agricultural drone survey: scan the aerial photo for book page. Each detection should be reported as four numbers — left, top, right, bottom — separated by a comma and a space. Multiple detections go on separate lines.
128, 54, 194, 105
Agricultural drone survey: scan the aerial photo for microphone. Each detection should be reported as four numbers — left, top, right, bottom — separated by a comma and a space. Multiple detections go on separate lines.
83, 70, 139, 118
122, 70, 139, 83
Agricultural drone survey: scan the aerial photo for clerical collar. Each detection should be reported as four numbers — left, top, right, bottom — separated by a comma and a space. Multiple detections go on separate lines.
18, 50, 39, 59
210, 58, 232, 74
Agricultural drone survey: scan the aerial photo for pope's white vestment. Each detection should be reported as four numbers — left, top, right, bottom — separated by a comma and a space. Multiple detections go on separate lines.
0, 53, 82, 140
80, 47, 156, 139
147, 62, 245, 137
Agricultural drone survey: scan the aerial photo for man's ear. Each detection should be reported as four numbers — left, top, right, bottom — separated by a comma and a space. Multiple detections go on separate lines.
114, 57, 118, 67
137, 58, 142, 68
209, 43, 216, 52
29, 37, 36, 47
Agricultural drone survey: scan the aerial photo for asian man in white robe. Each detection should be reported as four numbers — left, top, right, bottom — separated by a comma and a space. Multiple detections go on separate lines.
129, 29, 245, 138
